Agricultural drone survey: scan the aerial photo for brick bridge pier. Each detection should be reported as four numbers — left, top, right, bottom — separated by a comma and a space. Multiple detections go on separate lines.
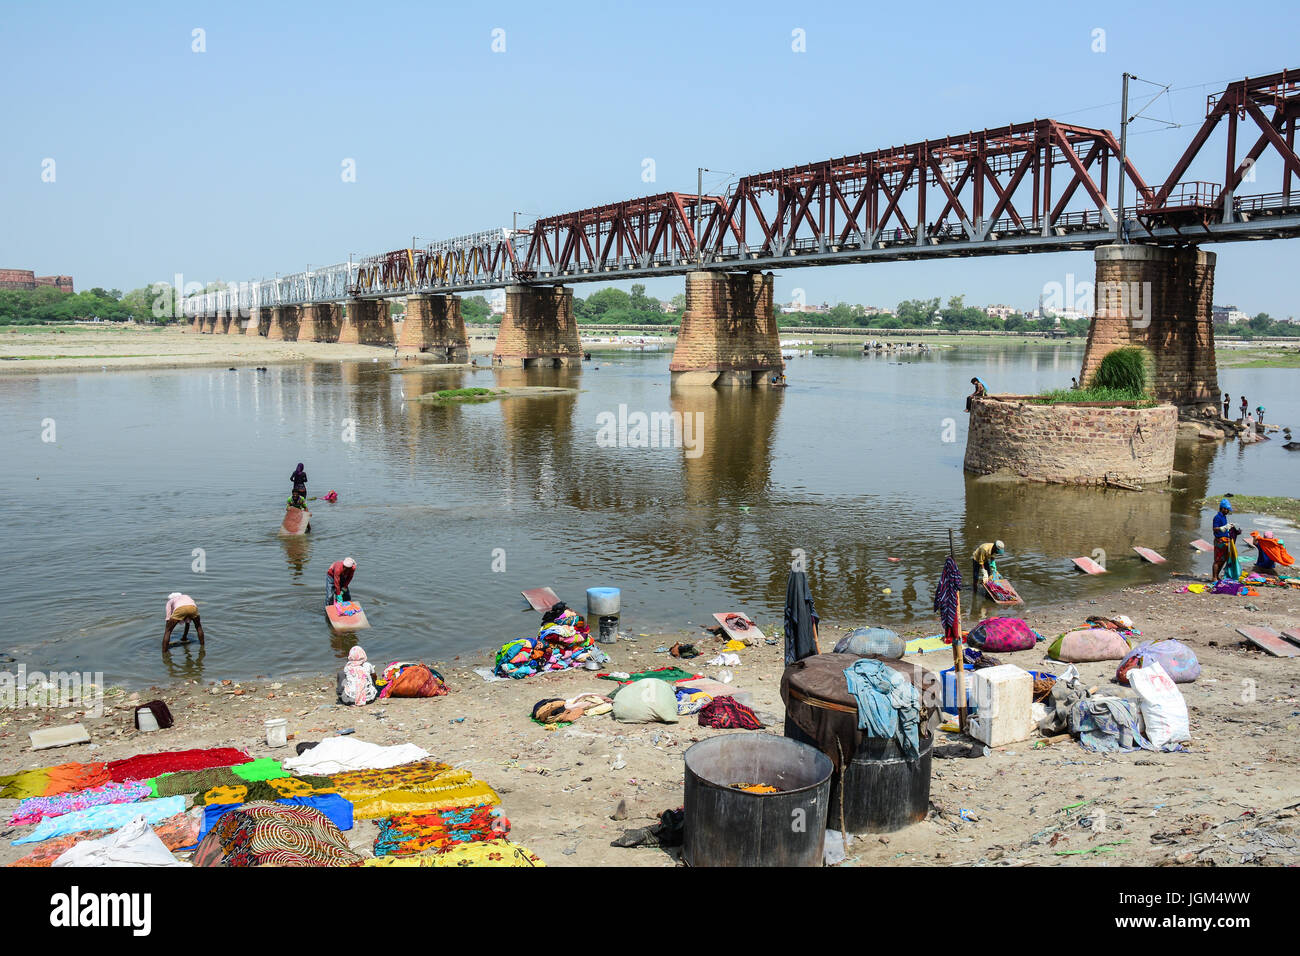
1080, 244, 1219, 414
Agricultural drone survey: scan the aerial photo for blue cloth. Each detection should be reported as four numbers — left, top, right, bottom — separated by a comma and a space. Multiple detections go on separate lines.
197, 793, 354, 842
843, 659, 920, 760
1213, 511, 1231, 543
1256, 550, 1277, 572
13, 796, 187, 845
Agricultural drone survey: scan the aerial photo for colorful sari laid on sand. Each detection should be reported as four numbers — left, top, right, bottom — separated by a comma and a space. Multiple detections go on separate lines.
193, 803, 361, 867
13, 796, 188, 845
373, 802, 508, 857
107, 748, 251, 783
9, 781, 151, 826
362, 839, 543, 867
0, 763, 111, 800
7, 812, 201, 867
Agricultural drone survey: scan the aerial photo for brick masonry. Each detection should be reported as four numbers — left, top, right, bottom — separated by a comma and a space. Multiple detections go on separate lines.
266, 305, 300, 342
298, 303, 341, 343
493, 286, 581, 366
669, 271, 784, 386
246, 308, 267, 336
399, 294, 469, 361
339, 299, 394, 346
964, 396, 1177, 485
1080, 244, 1218, 410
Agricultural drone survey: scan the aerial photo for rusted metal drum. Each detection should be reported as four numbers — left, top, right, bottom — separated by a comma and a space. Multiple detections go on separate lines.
683, 733, 832, 867
781, 653, 935, 833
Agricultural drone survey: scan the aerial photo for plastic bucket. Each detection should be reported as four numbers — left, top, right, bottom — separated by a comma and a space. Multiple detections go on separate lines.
136, 708, 160, 732
265, 718, 288, 748
587, 587, 621, 644
683, 733, 832, 867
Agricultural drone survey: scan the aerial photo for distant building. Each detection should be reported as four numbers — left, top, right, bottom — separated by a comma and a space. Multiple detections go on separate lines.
0, 269, 74, 294
1211, 304, 1250, 325
985, 304, 1017, 320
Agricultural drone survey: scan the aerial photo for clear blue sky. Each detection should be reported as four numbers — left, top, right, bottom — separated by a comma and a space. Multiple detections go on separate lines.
2, 0, 1297, 316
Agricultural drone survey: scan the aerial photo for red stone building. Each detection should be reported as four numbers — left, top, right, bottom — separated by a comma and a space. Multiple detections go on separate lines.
0, 269, 74, 293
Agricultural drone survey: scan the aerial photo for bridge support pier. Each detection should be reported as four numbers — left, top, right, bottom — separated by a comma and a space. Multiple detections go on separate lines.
203, 313, 218, 334
1080, 244, 1219, 412
216, 308, 233, 334
399, 294, 469, 362
298, 303, 340, 343
190, 315, 202, 333
246, 307, 268, 336
493, 286, 581, 367
224, 309, 243, 334
669, 271, 784, 386
339, 299, 394, 346
266, 305, 300, 341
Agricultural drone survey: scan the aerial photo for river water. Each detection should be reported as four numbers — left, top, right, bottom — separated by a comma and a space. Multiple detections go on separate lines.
5, 344, 1296, 686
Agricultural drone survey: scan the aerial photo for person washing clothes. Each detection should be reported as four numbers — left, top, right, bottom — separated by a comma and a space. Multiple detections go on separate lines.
337, 645, 377, 706
1212, 498, 1240, 580
326, 557, 357, 606
971, 541, 1005, 598
162, 592, 205, 651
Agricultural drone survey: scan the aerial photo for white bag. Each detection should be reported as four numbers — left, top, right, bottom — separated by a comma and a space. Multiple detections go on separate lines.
1128, 661, 1189, 750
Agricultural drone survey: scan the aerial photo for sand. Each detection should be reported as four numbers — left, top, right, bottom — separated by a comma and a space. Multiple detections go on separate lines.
1, 574, 1296, 867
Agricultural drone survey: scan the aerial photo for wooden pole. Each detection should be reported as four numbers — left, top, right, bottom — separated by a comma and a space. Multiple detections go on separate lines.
948, 530, 969, 733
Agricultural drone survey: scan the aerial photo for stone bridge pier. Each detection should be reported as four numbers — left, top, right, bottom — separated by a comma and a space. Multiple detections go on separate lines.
493, 285, 581, 368
266, 305, 301, 341
246, 307, 268, 336
1081, 244, 1219, 413
399, 294, 469, 362
669, 270, 784, 386
298, 303, 341, 343
224, 309, 244, 334
339, 299, 395, 346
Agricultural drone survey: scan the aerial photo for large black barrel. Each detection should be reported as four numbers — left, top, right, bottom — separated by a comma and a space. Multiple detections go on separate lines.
781, 653, 934, 834
683, 733, 832, 867
785, 718, 933, 832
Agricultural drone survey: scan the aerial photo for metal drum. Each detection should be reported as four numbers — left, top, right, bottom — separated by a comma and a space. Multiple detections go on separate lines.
683, 733, 832, 867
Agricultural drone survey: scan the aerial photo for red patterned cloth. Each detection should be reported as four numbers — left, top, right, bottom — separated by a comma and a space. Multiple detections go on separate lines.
107, 748, 251, 783
697, 696, 764, 730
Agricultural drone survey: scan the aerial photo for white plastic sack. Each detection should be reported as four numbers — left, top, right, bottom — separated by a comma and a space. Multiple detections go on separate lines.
1128, 660, 1190, 750
612, 678, 679, 724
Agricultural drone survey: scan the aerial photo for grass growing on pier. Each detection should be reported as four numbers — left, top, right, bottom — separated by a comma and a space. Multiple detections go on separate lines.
1034, 386, 1156, 406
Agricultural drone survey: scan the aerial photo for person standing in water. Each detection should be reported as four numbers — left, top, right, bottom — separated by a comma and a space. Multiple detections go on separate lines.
326, 557, 357, 606
163, 592, 205, 651
290, 463, 308, 498
1222, 393, 1231, 419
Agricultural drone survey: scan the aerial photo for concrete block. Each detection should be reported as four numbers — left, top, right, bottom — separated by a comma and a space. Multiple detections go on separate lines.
967, 665, 1033, 747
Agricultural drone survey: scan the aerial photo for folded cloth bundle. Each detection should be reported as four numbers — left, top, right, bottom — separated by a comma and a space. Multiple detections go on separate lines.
697, 696, 764, 730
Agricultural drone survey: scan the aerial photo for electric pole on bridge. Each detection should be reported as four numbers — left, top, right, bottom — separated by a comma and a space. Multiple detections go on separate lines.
1117, 71, 1133, 243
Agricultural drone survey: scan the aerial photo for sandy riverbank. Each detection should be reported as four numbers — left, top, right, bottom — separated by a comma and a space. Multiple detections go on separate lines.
2, 574, 1296, 867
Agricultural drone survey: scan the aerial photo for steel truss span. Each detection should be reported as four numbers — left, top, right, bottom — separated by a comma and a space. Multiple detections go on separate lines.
183, 69, 1300, 319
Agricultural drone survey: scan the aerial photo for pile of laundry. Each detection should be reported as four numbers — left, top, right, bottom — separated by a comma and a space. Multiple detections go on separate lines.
494, 604, 603, 678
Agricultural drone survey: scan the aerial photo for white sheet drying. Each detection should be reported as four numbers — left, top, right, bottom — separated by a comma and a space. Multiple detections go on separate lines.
280, 737, 431, 775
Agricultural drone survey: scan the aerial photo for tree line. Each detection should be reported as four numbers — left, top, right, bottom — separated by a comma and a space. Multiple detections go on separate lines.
4, 284, 1295, 339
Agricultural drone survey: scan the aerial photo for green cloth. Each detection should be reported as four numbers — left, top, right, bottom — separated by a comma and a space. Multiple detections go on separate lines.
150, 766, 244, 797
149, 759, 285, 797
231, 758, 285, 782
599, 667, 698, 684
